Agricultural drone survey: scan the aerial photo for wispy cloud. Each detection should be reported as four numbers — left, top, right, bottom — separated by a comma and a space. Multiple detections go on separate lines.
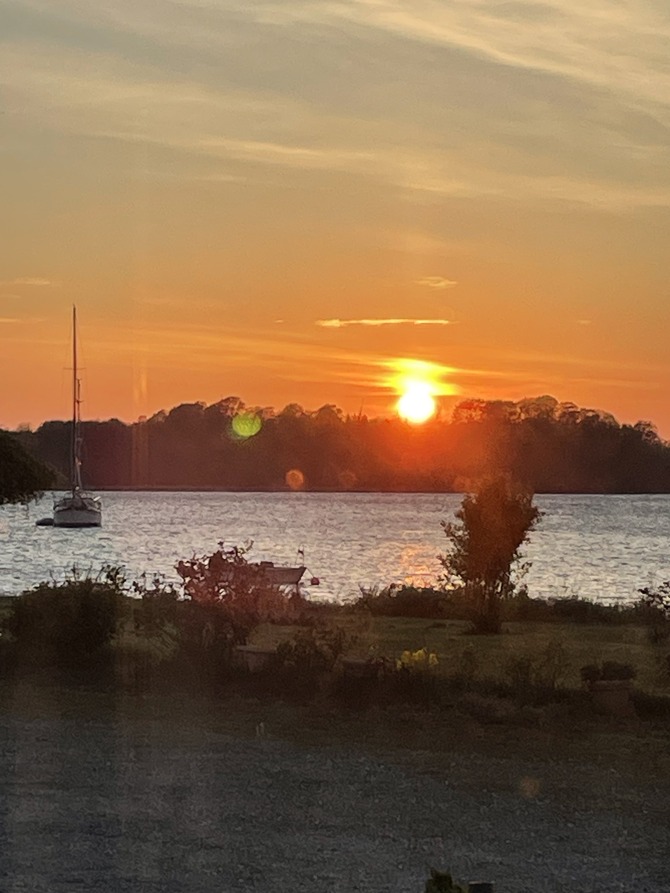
1, 277, 54, 287
252, 1, 670, 119
416, 276, 458, 290
3, 14, 669, 213
317, 318, 453, 328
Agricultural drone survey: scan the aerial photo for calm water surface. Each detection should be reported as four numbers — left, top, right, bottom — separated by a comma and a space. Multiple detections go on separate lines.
1, 492, 668, 603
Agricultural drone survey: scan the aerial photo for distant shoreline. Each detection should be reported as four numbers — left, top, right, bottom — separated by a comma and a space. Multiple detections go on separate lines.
43, 486, 670, 495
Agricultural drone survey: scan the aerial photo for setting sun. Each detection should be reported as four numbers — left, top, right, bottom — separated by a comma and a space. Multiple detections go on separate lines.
389, 358, 456, 424
397, 381, 436, 424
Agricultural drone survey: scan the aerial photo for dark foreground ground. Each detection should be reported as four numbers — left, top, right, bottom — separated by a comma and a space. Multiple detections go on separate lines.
0, 681, 668, 893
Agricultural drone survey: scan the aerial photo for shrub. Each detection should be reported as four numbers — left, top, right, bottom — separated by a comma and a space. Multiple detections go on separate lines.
103, 543, 314, 692
0, 429, 55, 505
354, 585, 457, 619
4, 567, 127, 669
275, 626, 348, 674
390, 647, 441, 704
424, 868, 466, 893
439, 477, 541, 634
253, 627, 348, 700
119, 544, 309, 688
543, 596, 634, 625
175, 542, 305, 637
353, 585, 641, 626
580, 661, 636, 684
128, 569, 262, 686
504, 640, 567, 704
451, 644, 479, 690
637, 582, 670, 644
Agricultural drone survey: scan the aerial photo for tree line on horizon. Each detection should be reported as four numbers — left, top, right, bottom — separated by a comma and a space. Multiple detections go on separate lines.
10, 394, 670, 494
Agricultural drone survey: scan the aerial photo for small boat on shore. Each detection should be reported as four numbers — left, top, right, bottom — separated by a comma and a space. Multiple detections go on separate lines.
252, 561, 306, 586
175, 545, 320, 601
206, 554, 306, 587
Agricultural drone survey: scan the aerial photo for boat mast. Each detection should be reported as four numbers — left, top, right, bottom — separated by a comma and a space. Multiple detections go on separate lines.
71, 305, 83, 493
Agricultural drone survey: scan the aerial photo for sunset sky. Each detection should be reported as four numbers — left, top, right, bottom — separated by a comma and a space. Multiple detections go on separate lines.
2, 1, 669, 433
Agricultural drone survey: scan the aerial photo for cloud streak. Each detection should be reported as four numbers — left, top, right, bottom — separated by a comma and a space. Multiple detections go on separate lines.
316, 318, 453, 328
416, 276, 458, 290
1, 277, 54, 287
3, 6, 669, 212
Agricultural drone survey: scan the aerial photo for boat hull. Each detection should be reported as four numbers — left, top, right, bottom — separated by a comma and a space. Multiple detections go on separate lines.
253, 563, 305, 586
208, 558, 306, 587
53, 494, 102, 528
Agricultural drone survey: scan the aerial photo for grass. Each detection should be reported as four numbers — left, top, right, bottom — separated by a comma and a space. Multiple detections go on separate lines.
2, 590, 669, 784
250, 612, 669, 696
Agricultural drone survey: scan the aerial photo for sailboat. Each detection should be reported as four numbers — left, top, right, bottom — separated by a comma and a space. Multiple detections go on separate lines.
53, 306, 102, 528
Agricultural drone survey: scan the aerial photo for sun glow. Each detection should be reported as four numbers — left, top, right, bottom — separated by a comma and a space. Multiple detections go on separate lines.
397, 380, 436, 424
387, 358, 459, 424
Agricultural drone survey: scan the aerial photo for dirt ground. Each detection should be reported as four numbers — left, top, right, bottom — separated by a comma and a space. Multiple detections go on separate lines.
0, 682, 668, 893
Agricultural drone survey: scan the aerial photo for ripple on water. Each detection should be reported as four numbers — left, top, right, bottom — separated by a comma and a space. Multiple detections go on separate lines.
0, 492, 668, 602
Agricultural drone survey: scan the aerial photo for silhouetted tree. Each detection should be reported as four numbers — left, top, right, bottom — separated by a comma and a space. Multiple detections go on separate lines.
439, 477, 541, 633
16, 395, 670, 493
0, 430, 55, 505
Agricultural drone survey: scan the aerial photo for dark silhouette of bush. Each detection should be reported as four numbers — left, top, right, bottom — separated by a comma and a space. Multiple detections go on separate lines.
352, 585, 642, 625
439, 478, 541, 633
637, 581, 670, 643
5, 570, 127, 669
252, 627, 348, 701
354, 585, 460, 619
0, 429, 55, 505
424, 868, 466, 893
580, 660, 636, 684
120, 545, 308, 689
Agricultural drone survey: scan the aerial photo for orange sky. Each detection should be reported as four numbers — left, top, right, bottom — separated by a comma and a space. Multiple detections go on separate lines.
2, 1, 669, 435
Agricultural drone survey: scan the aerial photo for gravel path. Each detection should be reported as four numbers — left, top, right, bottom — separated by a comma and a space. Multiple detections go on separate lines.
0, 684, 668, 893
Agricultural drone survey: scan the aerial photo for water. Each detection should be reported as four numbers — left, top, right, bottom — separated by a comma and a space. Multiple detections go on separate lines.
1, 492, 669, 603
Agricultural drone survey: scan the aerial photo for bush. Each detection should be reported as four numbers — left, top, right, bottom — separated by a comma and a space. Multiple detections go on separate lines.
424, 869, 466, 893
353, 584, 645, 627
252, 627, 348, 700
4, 567, 127, 670
540, 596, 635, 625
354, 585, 458, 619
439, 477, 541, 634
580, 660, 636, 684
115, 545, 310, 690
637, 582, 670, 643
175, 542, 306, 636
274, 626, 347, 673
0, 429, 55, 505
390, 648, 440, 704
503, 640, 568, 704
451, 645, 479, 690
333, 647, 441, 709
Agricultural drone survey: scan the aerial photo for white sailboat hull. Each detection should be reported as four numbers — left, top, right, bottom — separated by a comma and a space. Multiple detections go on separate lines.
53, 492, 102, 528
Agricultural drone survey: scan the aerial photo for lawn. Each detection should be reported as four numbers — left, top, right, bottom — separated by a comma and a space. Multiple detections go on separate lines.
251, 612, 669, 696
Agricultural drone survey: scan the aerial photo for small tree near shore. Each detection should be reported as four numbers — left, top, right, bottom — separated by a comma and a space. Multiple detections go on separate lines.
439, 477, 540, 634
0, 430, 55, 505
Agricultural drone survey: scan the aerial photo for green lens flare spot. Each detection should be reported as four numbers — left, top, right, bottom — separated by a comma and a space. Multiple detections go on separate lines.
232, 412, 262, 439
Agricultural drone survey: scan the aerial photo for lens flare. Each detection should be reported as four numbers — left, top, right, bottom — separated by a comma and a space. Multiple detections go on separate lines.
231, 412, 262, 439
285, 468, 305, 490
